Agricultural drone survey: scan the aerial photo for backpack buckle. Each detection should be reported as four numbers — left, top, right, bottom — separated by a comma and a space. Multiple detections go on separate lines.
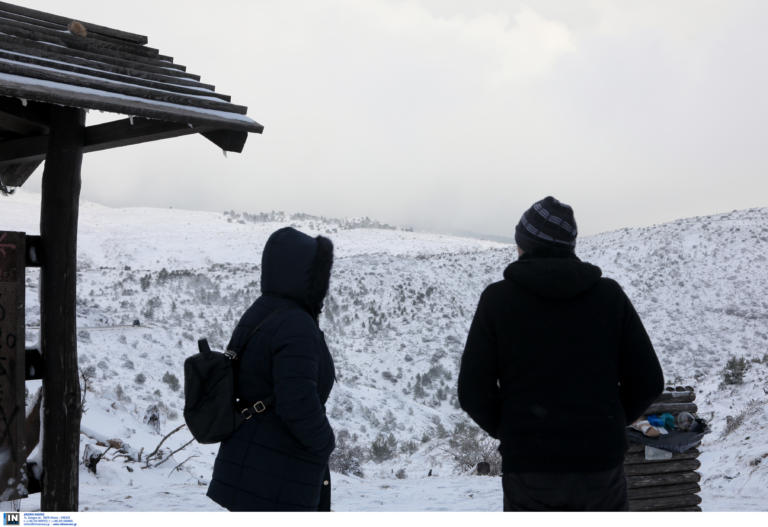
252, 400, 267, 414
240, 407, 253, 420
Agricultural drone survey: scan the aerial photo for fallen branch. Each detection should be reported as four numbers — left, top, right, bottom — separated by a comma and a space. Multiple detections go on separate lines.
144, 424, 186, 467
154, 439, 195, 468
168, 454, 198, 477
80, 426, 140, 461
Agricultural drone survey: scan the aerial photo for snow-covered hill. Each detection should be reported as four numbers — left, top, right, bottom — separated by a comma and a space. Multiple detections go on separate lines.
2, 190, 766, 511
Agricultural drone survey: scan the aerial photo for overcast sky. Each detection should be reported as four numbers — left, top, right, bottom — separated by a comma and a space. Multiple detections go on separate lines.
14, 0, 768, 237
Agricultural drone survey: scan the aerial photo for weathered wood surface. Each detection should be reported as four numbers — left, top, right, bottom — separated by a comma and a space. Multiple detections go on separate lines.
0, 50, 230, 102
0, 230, 27, 501
0, 79, 262, 141
0, 18, 163, 62
629, 493, 702, 512
624, 448, 700, 465
655, 390, 695, 403
0, 161, 42, 187
624, 459, 701, 476
626, 482, 700, 500
1, 119, 230, 168
0, 0, 148, 44
0, 61, 245, 114
627, 470, 701, 489
644, 401, 698, 415
0, 32, 199, 82
40, 105, 84, 511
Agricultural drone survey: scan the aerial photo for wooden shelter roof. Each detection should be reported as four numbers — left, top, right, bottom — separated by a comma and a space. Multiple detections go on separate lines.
0, 1, 262, 189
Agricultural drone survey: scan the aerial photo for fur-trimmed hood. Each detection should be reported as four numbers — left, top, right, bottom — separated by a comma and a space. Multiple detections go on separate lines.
260, 227, 334, 319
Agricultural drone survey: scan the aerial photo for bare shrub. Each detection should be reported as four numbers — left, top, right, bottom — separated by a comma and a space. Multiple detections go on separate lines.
329, 429, 365, 477
447, 420, 502, 475
722, 399, 764, 437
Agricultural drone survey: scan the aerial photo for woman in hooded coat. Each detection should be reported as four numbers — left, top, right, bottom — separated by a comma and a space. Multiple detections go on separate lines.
207, 227, 336, 511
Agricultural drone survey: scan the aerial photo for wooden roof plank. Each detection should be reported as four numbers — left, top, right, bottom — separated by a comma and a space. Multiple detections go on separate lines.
0, 20, 173, 66
0, 49, 231, 102
0, 60, 247, 114
0, 9, 165, 57
0, 76, 263, 134
0, 32, 200, 81
0, 1, 147, 44
0, 33, 212, 89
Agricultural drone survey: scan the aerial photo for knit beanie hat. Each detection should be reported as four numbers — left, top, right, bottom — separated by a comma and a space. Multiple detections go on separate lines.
515, 196, 577, 255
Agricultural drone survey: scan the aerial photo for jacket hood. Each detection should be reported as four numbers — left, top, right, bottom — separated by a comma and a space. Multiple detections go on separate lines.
503, 253, 602, 300
260, 227, 334, 318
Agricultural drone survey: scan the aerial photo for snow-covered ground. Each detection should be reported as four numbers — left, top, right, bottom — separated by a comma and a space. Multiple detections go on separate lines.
1, 190, 767, 511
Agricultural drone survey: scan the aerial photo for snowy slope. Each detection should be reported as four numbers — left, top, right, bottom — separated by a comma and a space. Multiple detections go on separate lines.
1, 190, 766, 511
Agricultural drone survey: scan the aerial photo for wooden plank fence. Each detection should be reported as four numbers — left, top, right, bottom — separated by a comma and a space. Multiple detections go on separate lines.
625, 386, 703, 512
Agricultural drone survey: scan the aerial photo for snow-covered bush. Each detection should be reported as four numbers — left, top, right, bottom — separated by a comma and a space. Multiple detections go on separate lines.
447, 420, 501, 475
722, 356, 749, 385
370, 433, 397, 462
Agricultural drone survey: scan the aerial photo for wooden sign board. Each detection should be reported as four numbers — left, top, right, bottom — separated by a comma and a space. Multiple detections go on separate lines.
0, 231, 27, 501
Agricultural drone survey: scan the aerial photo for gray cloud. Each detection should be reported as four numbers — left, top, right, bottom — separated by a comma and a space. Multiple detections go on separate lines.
17, 0, 768, 237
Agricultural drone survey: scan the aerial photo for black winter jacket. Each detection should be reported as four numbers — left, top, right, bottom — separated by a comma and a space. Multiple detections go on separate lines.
207, 227, 336, 511
458, 253, 663, 473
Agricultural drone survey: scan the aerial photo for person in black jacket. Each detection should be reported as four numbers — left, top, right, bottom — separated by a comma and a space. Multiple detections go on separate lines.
207, 227, 336, 511
458, 196, 664, 511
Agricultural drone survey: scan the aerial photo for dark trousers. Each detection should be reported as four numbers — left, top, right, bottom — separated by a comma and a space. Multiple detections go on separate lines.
502, 465, 629, 511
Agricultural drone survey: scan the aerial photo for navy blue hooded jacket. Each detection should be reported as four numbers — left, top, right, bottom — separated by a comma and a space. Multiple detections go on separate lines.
207, 227, 336, 511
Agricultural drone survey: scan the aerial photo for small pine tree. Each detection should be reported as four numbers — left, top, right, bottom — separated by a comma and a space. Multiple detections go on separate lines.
722, 356, 749, 385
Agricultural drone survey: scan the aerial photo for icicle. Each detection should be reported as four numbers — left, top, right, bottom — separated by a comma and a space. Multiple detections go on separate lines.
187, 123, 194, 128
129, 115, 135, 125
222, 150, 228, 158
18, 98, 27, 107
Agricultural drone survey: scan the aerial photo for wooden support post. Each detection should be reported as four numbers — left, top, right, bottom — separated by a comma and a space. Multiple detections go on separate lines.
0, 231, 26, 502
39, 105, 84, 511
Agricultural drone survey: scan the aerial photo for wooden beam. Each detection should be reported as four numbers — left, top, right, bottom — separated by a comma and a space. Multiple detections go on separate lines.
0, 61, 245, 115
628, 493, 702, 512
627, 482, 701, 501
624, 448, 699, 465
0, 96, 50, 135
40, 105, 84, 512
0, 231, 27, 502
0, 17, 165, 64
0, 161, 41, 188
202, 129, 248, 153
0, 118, 246, 168
0, 33, 213, 90
627, 470, 701, 489
0, 1, 148, 44
83, 118, 210, 152
0, 50, 230, 102
0, 134, 47, 166
0, 21, 183, 73
0, 77, 262, 134
624, 459, 701, 476
644, 401, 697, 415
